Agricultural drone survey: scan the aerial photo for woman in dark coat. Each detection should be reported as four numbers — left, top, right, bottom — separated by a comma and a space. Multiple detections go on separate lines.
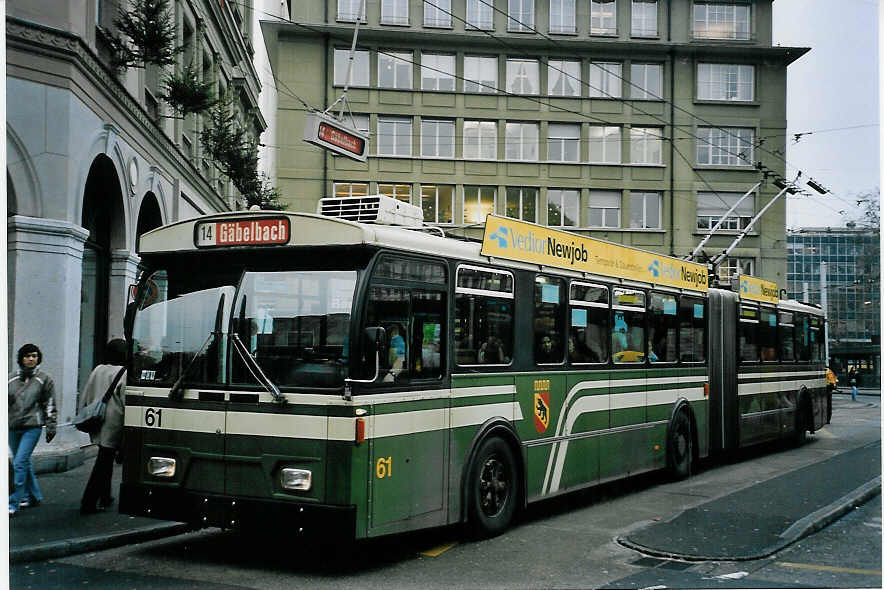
78, 339, 127, 514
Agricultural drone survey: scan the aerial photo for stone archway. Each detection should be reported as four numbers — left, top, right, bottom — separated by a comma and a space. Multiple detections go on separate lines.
136, 191, 164, 252
78, 154, 125, 391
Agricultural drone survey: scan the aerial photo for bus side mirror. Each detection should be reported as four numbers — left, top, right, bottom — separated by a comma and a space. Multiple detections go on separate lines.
124, 301, 136, 342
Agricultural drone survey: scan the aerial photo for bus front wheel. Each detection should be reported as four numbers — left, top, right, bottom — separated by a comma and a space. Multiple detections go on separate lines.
466, 437, 518, 538
668, 410, 693, 480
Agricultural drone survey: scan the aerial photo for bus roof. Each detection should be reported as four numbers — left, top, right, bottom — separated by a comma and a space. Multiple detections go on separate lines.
140, 211, 716, 294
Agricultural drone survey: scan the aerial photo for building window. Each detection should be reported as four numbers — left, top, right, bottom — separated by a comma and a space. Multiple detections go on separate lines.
589, 190, 621, 228
548, 189, 580, 227
508, 0, 535, 31
349, 113, 371, 134
547, 123, 580, 162
505, 187, 538, 222
630, 63, 662, 100
334, 182, 369, 198
505, 122, 539, 161
550, 0, 576, 33
337, 0, 366, 22
381, 0, 408, 25
697, 127, 754, 166
463, 186, 497, 223
548, 59, 581, 97
693, 2, 750, 40
333, 48, 370, 87
631, 0, 657, 37
718, 257, 755, 282
697, 192, 754, 230
424, 0, 452, 27
630, 127, 662, 164
590, 62, 622, 98
464, 55, 498, 93
421, 53, 456, 91
378, 51, 412, 89
591, 0, 617, 35
629, 191, 661, 229
506, 59, 540, 95
377, 117, 413, 156
589, 125, 621, 163
422, 185, 454, 223
463, 120, 498, 160
466, 0, 494, 30
697, 63, 754, 101
421, 119, 455, 158
379, 183, 412, 203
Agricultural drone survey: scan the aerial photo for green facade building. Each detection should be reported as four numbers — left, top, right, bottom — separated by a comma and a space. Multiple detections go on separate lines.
262, 0, 807, 284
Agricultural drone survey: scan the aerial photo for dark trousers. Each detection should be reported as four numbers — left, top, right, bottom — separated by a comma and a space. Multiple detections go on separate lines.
81, 446, 116, 510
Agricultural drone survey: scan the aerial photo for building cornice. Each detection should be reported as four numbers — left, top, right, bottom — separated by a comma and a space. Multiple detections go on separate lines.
6, 16, 231, 213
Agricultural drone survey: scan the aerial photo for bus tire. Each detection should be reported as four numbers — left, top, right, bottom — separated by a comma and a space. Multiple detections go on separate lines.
668, 410, 692, 480
466, 437, 518, 539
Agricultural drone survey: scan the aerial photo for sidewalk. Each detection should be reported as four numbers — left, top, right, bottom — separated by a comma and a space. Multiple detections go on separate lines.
9, 453, 189, 564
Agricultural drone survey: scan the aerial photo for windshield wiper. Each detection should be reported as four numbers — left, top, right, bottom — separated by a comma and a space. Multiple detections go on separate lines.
231, 333, 287, 405
168, 331, 216, 401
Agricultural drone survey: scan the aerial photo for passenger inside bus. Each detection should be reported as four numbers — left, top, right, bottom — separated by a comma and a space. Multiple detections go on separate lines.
386, 324, 407, 378
478, 336, 507, 364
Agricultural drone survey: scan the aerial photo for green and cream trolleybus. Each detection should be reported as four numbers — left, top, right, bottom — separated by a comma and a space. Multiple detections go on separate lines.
120, 196, 827, 539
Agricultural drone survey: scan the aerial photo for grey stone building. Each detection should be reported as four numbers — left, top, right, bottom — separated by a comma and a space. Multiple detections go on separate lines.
6, 0, 268, 468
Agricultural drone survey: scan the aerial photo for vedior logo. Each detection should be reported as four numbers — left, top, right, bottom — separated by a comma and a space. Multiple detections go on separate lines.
648, 260, 660, 277
489, 226, 510, 248
741, 278, 777, 299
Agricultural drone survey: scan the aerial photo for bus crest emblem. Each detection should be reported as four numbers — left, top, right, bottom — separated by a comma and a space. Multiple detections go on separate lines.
534, 392, 550, 433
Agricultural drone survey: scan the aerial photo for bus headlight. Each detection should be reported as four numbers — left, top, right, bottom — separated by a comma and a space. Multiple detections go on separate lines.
147, 457, 176, 478
280, 468, 312, 491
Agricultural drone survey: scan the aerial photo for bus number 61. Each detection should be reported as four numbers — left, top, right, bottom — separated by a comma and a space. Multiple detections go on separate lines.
144, 407, 163, 427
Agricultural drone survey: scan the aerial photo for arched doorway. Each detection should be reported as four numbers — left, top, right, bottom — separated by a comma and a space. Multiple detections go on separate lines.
136, 192, 163, 252
78, 155, 124, 391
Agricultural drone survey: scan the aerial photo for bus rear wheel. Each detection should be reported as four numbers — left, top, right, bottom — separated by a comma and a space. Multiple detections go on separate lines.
466, 437, 518, 538
668, 410, 693, 480
793, 395, 809, 446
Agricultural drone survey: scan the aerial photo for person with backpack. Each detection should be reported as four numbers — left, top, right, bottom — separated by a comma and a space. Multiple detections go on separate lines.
78, 339, 127, 515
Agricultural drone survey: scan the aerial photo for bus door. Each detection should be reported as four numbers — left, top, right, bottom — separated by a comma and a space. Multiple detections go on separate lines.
362, 259, 448, 531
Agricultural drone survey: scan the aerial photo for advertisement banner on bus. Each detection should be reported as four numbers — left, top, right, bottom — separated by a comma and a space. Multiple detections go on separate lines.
736, 274, 779, 304
480, 215, 708, 292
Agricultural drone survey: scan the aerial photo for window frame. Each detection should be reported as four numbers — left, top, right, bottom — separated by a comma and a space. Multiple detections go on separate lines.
423, 0, 452, 27
421, 52, 456, 91
547, 123, 581, 163
333, 48, 370, 87
378, 50, 413, 90
506, 58, 541, 95
630, 126, 663, 164
569, 281, 610, 365
547, 59, 582, 97
697, 63, 755, 102
631, 0, 658, 37
590, 62, 623, 98
421, 118, 455, 158
421, 184, 455, 224
547, 189, 581, 228
466, 0, 495, 30
505, 121, 539, 161
696, 126, 755, 167
463, 185, 498, 224
629, 191, 662, 229
630, 62, 663, 100
534, 275, 567, 365
463, 120, 498, 160
380, 0, 409, 25
588, 190, 622, 228
591, 0, 618, 36
549, 0, 577, 33
505, 187, 538, 223
507, 0, 535, 31
463, 55, 499, 93
693, 2, 751, 40
377, 116, 413, 157
589, 125, 622, 164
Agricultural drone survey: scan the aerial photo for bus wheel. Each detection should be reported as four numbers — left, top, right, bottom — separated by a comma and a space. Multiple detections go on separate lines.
668, 410, 692, 480
466, 437, 517, 538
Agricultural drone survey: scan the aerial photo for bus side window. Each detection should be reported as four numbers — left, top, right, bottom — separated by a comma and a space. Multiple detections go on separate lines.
758, 307, 778, 362
778, 311, 795, 362
647, 292, 678, 363
412, 291, 444, 379
569, 282, 609, 364
679, 297, 706, 362
739, 304, 759, 362
535, 276, 565, 364
612, 288, 645, 364
455, 266, 514, 366
365, 287, 411, 382
796, 314, 811, 362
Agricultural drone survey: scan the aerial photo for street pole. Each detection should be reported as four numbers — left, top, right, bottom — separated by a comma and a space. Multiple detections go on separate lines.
821, 261, 829, 364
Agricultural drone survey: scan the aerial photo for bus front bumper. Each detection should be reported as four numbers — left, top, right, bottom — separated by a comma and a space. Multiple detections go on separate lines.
120, 483, 356, 538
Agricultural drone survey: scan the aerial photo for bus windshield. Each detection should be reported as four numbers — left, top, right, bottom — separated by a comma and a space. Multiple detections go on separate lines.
131, 266, 358, 390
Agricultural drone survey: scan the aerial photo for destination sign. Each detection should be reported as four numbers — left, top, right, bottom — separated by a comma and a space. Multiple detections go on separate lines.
480, 215, 709, 292
303, 111, 368, 162
736, 273, 779, 304
195, 217, 290, 248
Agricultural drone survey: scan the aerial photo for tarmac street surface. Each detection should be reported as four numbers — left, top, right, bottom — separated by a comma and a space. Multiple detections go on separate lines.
9, 392, 882, 589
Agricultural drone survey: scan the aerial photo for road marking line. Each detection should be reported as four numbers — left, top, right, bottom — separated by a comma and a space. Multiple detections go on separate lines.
419, 542, 458, 557
777, 562, 882, 576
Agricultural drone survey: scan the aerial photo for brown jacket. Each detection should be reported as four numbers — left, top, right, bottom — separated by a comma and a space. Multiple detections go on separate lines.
78, 364, 126, 449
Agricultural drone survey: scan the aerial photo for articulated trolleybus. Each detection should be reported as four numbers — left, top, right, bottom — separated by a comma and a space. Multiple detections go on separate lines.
121, 196, 827, 540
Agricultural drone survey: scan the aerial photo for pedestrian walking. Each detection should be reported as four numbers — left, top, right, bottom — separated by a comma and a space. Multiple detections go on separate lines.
78, 339, 127, 515
8, 343, 57, 516
848, 367, 858, 402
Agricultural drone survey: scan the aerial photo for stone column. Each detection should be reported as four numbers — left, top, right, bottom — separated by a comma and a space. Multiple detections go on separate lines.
7, 215, 92, 468
108, 249, 142, 340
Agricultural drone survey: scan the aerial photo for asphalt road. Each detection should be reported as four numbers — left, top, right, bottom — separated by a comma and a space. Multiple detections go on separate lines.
11, 393, 881, 589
